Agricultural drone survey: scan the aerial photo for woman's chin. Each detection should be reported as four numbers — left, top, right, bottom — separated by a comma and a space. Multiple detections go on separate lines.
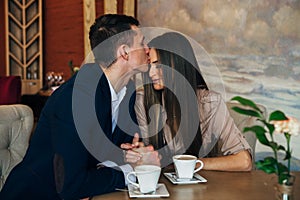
153, 84, 164, 91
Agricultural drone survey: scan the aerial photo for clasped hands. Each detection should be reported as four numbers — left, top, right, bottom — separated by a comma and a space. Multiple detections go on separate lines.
120, 133, 161, 168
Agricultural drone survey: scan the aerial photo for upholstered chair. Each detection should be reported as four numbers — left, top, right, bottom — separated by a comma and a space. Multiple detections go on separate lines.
0, 76, 22, 105
0, 104, 34, 190
226, 101, 267, 169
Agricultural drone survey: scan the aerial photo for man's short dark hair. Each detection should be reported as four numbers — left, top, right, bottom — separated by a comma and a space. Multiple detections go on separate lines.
89, 14, 140, 67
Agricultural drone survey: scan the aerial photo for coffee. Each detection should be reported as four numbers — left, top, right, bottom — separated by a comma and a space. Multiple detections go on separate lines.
177, 157, 195, 161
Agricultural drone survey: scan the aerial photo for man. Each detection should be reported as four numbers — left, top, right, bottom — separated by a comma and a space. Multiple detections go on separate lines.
0, 14, 159, 199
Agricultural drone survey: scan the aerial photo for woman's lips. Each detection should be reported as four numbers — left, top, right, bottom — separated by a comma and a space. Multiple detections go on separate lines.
152, 79, 160, 84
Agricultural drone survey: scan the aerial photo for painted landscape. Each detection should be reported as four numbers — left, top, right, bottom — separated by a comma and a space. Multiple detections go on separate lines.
138, 0, 300, 159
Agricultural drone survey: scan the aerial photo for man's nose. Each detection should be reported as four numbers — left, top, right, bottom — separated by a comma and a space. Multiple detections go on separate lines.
144, 44, 150, 54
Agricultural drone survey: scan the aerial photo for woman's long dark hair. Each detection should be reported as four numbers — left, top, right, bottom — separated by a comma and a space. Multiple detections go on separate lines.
143, 32, 208, 157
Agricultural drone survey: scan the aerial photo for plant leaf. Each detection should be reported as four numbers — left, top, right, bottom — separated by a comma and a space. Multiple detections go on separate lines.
277, 145, 286, 151
269, 110, 288, 121
68, 60, 73, 67
263, 122, 275, 136
231, 96, 262, 112
278, 173, 290, 185
263, 156, 277, 164
231, 107, 261, 118
269, 141, 279, 151
278, 163, 289, 184
255, 157, 277, 174
244, 126, 270, 146
277, 163, 288, 173
284, 151, 291, 160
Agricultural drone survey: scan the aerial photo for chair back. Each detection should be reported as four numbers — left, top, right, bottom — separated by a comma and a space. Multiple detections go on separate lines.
0, 76, 22, 105
0, 104, 33, 190
226, 101, 266, 169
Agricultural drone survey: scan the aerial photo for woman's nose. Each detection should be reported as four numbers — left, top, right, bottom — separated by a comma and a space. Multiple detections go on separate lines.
148, 65, 155, 77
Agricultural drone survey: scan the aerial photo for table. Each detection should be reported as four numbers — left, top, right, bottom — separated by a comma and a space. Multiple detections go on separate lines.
92, 170, 300, 200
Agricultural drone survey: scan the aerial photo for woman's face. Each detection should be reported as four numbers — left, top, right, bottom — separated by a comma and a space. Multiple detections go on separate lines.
149, 48, 164, 90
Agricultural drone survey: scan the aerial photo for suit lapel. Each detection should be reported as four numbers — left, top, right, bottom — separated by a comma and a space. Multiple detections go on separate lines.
95, 73, 112, 139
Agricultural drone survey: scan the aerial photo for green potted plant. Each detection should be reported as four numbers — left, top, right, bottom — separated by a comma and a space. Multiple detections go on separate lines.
68, 60, 80, 75
231, 96, 299, 199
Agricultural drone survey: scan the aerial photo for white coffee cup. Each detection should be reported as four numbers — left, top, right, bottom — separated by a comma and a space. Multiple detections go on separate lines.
173, 155, 204, 180
126, 165, 161, 194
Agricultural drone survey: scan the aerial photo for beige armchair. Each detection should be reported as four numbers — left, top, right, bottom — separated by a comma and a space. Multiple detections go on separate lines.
0, 104, 34, 190
226, 101, 266, 169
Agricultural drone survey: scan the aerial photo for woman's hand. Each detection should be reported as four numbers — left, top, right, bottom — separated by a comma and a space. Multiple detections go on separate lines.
124, 146, 161, 167
120, 133, 161, 167
124, 149, 143, 164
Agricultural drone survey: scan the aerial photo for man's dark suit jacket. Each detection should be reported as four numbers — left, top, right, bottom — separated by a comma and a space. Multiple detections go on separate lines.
0, 63, 139, 199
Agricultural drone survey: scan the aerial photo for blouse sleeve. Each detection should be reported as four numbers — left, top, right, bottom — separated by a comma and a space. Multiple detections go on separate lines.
134, 89, 150, 145
199, 90, 252, 158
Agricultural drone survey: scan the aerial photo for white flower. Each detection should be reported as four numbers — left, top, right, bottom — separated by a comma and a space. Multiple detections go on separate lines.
288, 117, 300, 136
271, 117, 300, 136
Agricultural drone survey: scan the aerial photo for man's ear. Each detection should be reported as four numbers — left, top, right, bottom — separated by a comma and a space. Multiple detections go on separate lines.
117, 45, 129, 60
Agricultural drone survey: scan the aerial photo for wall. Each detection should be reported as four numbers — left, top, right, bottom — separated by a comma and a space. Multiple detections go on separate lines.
43, 0, 84, 80
137, 0, 300, 158
42, 0, 128, 80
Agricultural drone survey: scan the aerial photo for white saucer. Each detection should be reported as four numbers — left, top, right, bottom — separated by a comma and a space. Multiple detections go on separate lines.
164, 172, 207, 185
128, 183, 170, 198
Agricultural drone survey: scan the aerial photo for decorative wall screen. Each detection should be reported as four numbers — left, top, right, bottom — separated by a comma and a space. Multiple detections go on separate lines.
5, 0, 43, 94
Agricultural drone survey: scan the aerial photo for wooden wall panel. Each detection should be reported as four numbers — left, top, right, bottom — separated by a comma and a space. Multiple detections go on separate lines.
83, 0, 96, 57
43, 0, 84, 80
0, 0, 6, 76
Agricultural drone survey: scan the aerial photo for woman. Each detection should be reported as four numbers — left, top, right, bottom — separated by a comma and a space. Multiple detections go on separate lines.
131, 32, 252, 171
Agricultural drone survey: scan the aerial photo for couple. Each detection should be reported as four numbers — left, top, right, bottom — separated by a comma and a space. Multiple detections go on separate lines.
0, 14, 251, 199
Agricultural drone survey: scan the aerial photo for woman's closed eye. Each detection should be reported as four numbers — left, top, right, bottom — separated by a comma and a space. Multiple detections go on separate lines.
155, 64, 162, 69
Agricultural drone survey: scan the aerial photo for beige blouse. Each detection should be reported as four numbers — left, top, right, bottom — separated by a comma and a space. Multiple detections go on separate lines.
135, 89, 252, 158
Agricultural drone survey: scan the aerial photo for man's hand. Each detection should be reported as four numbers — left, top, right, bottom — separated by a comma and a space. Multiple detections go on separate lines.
120, 133, 144, 150
120, 133, 161, 167
135, 146, 161, 167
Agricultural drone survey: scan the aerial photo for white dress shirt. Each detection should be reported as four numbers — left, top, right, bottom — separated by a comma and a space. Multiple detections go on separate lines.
107, 79, 127, 132
100, 79, 134, 185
